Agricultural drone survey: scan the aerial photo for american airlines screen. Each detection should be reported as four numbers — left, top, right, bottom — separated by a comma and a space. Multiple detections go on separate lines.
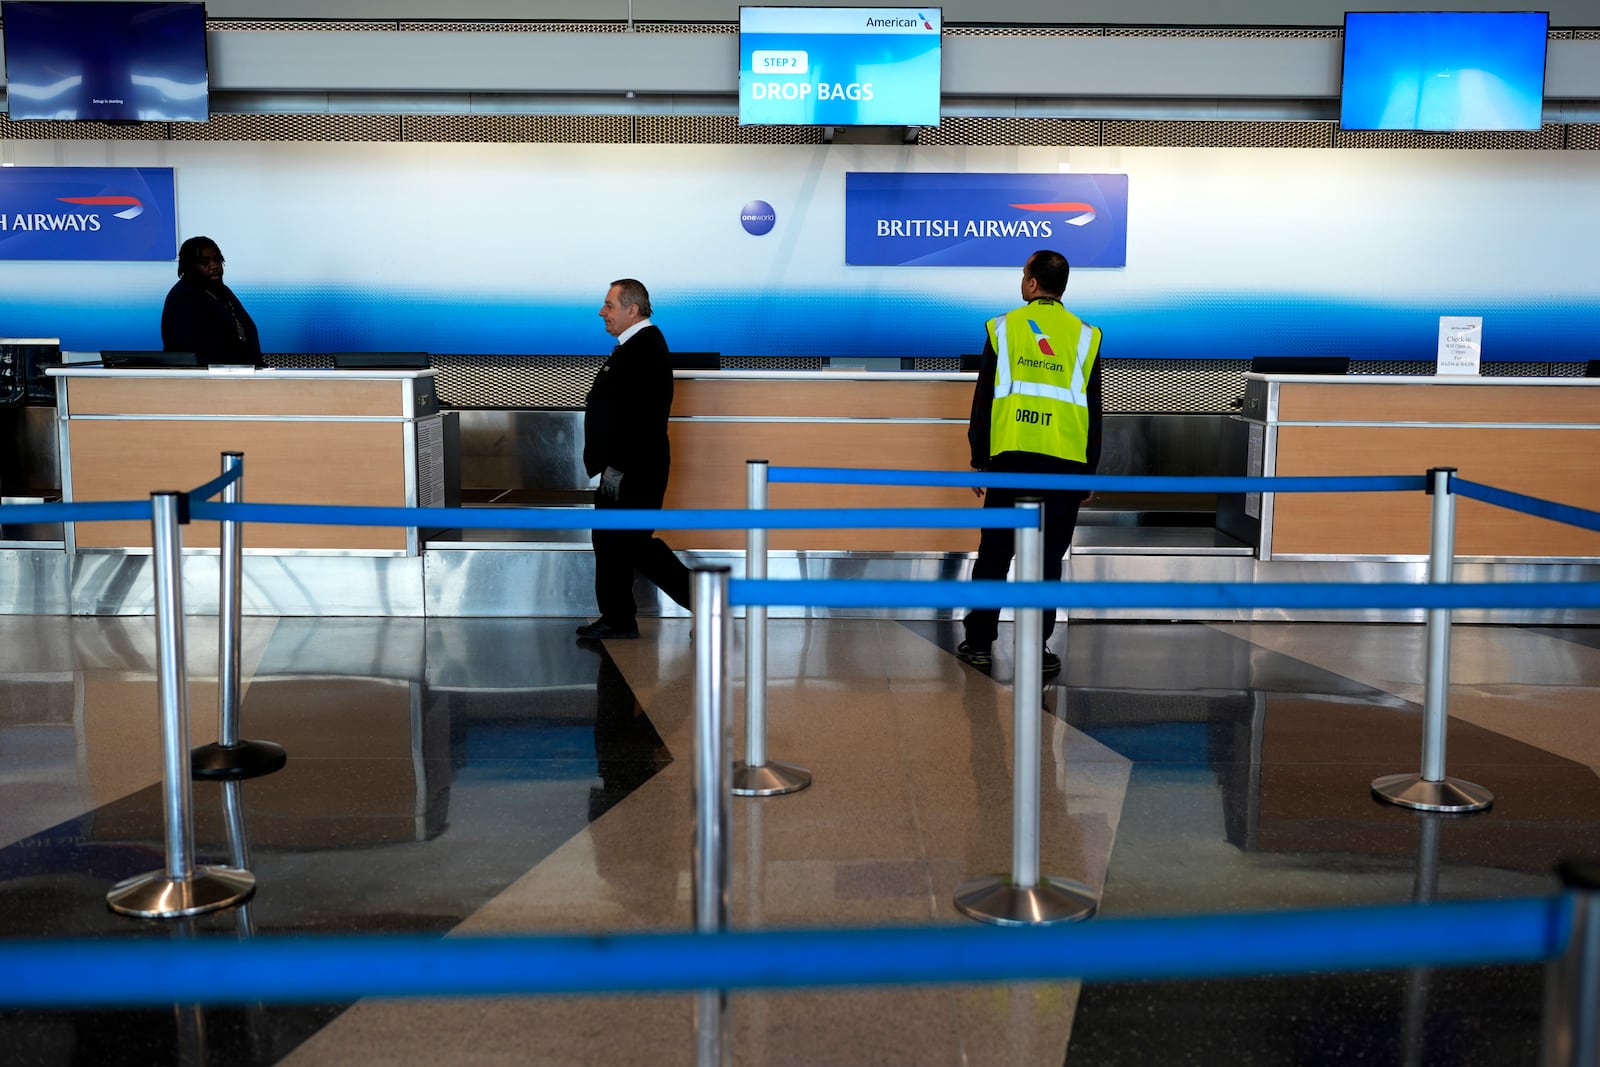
739, 6, 942, 127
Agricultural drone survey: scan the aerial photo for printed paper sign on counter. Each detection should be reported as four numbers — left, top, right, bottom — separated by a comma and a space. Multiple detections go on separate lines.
1436, 316, 1483, 375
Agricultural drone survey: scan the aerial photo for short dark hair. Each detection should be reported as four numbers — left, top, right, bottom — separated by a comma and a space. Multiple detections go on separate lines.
609, 278, 652, 319
176, 236, 221, 279
1025, 250, 1069, 298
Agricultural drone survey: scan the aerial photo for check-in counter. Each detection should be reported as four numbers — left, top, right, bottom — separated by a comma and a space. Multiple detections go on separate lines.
663, 370, 975, 552
1231, 374, 1600, 560
49, 367, 449, 554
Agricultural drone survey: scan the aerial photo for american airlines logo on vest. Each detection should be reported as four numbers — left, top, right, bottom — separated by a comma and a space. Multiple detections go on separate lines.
0, 167, 177, 261
844, 173, 1128, 268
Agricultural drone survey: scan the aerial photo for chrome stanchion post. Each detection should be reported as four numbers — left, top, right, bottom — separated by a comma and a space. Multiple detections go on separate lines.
733, 459, 810, 797
193, 452, 286, 780
107, 492, 254, 919
691, 566, 732, 1067
1373, 467, 1493, 813
1542, 858, 1600, 1067
955, 499, 1096, 926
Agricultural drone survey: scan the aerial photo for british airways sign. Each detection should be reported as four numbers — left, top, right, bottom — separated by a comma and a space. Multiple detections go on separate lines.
845, 172, 1128, 267
0, 167, 177, 260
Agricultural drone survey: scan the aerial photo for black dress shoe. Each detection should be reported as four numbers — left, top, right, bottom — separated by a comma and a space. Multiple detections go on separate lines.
575, 620, 640, 640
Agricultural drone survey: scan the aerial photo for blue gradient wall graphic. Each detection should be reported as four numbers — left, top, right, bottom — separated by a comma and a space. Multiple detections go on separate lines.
0, 143, 1596, 362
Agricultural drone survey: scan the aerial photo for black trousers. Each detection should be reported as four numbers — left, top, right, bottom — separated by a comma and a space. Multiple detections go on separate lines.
962, 486, 1082, 647
591, 481, 692, 627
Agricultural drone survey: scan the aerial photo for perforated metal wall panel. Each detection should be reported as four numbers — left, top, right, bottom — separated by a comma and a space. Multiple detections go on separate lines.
1102, 119, 1336, 149
266, 354, 329, 369
1103, 359, 1249, 414
919, 117, 1100, 147
1100, 27, 1340, 39
1351, 360, 1589, 378
173, 114, 403, 141
390, 20, 738, 33
946, 26, 1102, 38
1565, 125, 1600, 150
636, 115, 825, 144
401, 114, 633, 144
1333, 124, 1567, 151
0, 118, 170, 140
433, 355, 600, 409
725, 356, 828, 371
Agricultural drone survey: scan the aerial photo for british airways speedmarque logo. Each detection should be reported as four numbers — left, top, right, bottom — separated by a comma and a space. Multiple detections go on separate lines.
58, 195, 146, 220
1010, 201, 1097, 227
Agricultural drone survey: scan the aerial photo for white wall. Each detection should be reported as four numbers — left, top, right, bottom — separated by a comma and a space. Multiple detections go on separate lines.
3, 139, 1597, 362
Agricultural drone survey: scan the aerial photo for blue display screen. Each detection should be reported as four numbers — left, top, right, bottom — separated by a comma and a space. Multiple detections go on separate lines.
1, 1, 209, 122
739, 6, 942, 127
1339, 11, 1549, 132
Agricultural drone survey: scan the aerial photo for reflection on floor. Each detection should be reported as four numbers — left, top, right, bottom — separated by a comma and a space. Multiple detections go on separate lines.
0, 615, 1596, 1066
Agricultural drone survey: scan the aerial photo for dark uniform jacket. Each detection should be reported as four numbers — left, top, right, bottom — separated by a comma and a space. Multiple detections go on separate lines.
160, 277, 264, 367
582, 324, 674, 506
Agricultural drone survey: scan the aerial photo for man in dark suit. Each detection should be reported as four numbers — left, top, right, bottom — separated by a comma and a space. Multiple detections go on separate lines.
575, 278, 693, 640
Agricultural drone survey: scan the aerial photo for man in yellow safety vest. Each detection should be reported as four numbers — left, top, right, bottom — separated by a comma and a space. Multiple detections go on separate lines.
956, 249, 1103, 678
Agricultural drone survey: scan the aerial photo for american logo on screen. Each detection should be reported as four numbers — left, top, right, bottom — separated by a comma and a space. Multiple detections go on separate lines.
0, 167, 175, 260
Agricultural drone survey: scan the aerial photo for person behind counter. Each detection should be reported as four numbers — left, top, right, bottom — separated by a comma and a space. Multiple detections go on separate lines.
160, 236, 264, 367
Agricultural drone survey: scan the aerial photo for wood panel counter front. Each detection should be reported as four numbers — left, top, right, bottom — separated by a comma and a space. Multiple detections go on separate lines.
50, 367, 439, 552
665, 371, 979, 552
1243, 374, 1600, 559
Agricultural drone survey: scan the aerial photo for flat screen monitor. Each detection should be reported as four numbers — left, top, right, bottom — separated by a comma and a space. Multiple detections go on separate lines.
330, 351, 431, 370
1339, 11, 1549, 132
100, 349, 198, 368
739, 6, 942, 127
1250, 356, 1351, 376
670, 351, 722, 370
1, 1, 209, 122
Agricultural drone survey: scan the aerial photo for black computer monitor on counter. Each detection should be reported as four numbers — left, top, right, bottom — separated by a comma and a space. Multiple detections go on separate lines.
1250, 356, 1350, 375
100, 350, 199, 368
670, 351, 721, 370
331, 352, 431, 370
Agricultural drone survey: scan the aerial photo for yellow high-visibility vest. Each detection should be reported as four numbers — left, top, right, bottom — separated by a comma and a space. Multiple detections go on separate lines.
986, 299, 1100, 461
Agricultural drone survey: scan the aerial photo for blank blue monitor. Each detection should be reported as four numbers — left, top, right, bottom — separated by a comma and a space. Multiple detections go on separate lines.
1, 1, 210, 122
1339, 11, 1549, 132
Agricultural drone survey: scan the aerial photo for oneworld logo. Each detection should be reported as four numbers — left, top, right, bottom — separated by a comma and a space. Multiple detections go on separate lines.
740, 200, 776, 236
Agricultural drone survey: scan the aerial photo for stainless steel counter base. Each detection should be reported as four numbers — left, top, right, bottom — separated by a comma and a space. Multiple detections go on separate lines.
4, 542, 1595, 623
0, 550, 425, 617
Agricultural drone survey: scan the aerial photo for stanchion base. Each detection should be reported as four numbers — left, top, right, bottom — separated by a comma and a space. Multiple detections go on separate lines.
731, 760, 812, 797
191, 740, 287, 780
953, 873, 1097, 927
1371, 773, 1494, 813
106, 865, 256, 919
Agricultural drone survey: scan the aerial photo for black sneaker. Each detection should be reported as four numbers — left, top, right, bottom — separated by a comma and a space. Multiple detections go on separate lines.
1042, 649, 1061, 676
575, 620, 640, 640
956, 641, 993, 669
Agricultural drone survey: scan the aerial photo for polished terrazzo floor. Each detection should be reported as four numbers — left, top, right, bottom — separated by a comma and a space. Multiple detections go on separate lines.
0, 614, 1597, 1066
